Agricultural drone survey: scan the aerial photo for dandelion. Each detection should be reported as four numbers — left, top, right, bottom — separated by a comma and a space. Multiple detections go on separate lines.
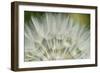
24, 12, 90, 62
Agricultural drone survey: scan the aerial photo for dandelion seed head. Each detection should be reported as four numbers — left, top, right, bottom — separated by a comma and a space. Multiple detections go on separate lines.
24, 12, 90, 61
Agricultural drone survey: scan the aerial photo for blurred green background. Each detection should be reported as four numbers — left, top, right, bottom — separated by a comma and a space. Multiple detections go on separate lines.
24, 11, 90, 29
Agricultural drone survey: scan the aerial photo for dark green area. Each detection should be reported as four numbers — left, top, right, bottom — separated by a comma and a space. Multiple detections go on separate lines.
24, 11, 45, 24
